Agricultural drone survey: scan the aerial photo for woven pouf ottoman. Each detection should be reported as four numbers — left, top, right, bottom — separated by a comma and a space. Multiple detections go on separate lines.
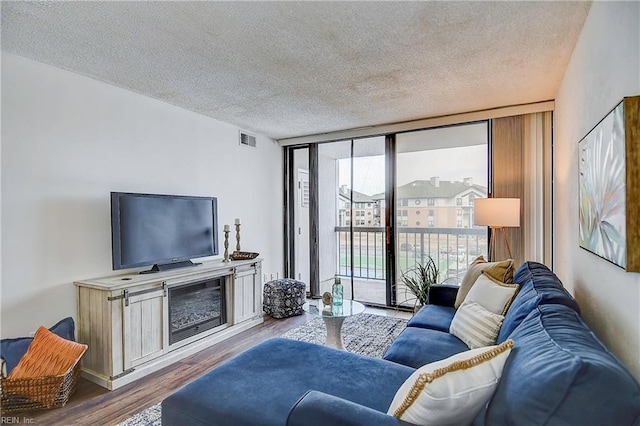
263, 279, 306, 319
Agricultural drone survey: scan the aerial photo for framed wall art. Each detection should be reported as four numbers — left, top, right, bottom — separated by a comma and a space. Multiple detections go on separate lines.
578, 95, 639, 271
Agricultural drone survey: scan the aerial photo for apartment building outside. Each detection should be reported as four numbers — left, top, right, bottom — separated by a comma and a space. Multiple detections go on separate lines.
339, 177, 487, 229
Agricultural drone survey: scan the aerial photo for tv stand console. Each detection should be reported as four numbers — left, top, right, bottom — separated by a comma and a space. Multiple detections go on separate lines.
74, 259, 263, 390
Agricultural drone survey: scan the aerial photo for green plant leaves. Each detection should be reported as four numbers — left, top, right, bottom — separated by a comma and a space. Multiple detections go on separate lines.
398, 256, 440, 307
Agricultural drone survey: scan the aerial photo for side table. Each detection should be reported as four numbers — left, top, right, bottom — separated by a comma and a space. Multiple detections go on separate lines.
303, 300, 365, 350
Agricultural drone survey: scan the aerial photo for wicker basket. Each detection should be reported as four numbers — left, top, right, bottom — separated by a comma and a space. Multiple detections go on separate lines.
1, 360, 81, 414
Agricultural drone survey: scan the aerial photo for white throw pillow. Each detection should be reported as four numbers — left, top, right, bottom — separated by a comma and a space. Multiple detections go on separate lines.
464, 272, 519, 315
454, 256, 514, 308
387, 340, 514, 426
450, 300, 504, 349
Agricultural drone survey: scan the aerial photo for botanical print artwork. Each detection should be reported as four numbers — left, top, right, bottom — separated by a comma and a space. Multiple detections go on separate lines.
579, 101, 627, 268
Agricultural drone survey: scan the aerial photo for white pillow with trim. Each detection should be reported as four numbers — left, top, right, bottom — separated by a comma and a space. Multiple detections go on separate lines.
464, 272, 519, 315
450, 300, 504, 349
387, 340, 514, 426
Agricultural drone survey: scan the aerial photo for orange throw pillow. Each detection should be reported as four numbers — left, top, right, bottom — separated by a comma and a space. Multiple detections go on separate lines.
8, 326, 87, 379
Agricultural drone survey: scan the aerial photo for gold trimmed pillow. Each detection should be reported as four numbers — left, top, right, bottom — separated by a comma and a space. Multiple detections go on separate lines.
455, 256, 514, 308
450, 300, 504, 349
387, 340, 514, 426
465, 272, 519, 315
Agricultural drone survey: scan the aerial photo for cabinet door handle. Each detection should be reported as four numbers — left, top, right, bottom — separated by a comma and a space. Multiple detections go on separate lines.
124, 289, 130, 307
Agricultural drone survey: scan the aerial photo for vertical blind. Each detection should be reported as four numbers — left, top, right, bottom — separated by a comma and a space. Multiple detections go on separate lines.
491, 111, 553, 268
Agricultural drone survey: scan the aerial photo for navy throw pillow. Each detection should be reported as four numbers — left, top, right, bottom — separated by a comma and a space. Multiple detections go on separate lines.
1, 317, 76, 375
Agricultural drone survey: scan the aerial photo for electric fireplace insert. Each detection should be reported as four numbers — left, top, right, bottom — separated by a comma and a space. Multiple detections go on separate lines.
168, 278, 226, 345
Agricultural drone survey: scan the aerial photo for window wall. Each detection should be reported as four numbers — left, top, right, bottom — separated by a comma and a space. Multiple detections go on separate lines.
285, 122, 489, 308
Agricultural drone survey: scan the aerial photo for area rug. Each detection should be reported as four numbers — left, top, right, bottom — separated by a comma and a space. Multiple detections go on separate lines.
117, 313, 407, 425
280, 312, 407, 357
117, 404, 161, 426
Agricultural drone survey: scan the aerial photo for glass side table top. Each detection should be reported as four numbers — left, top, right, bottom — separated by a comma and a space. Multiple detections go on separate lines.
303, 299, 365, 319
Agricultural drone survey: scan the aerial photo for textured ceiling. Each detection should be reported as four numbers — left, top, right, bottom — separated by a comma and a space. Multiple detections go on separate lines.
1, 1, 590, 140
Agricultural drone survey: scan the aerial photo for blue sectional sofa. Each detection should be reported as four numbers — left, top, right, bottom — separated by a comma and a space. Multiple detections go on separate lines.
162, 262, 640, 425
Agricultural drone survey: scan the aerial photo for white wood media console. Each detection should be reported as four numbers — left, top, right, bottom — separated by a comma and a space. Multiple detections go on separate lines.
74, 259, 263, 390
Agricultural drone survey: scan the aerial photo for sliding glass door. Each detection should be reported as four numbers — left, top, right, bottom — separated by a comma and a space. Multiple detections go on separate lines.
286, 121, 489, 308
317, 137, 387, 305
394, 123, 489, 307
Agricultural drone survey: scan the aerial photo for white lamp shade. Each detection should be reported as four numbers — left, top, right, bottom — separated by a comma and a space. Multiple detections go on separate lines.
474, 198, 520, 227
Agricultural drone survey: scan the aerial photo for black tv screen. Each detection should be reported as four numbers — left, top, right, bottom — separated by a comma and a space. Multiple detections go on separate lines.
111, 192, 218, 272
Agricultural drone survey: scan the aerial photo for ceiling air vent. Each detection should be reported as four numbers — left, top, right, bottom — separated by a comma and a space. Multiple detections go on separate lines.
239, 131, 257, 148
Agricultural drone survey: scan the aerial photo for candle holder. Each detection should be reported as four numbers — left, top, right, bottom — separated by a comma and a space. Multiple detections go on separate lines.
223, 230, 231, 262
235, 223, 241, 251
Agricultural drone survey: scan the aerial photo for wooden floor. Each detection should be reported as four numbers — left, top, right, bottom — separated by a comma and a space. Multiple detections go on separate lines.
22, 314, 309, 426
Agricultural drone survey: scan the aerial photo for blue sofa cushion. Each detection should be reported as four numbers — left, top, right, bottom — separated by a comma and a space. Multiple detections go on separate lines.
476, 304, 640, 426
427, 284, 459, 307
383, 327, 468, 369
0, 317, 76, 374
287, 390, 413, 426
407, 304, 456, 332
498, 262, 580, 342
162, 338, 414, 426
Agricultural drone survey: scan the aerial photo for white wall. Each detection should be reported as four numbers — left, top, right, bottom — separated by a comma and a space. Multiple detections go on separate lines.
1, 53, 284, 338
554, 2, 640, 379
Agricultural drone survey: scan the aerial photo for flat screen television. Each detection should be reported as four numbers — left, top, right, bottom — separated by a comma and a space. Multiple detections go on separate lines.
111, 192, 218, 273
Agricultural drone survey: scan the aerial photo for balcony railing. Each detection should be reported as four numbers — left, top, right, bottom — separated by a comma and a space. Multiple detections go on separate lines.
335, 226, 487, 283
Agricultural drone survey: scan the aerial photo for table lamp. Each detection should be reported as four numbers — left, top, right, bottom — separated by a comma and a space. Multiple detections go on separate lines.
474, 197, 520, 260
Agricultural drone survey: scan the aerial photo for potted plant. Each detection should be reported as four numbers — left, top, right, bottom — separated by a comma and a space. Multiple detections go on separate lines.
399, 256, 440, 310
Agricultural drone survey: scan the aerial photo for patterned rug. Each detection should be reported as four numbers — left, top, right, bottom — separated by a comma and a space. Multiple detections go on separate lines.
117, 312, 407, 426
280, 312, 408, 357
118, 404, 161, 426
